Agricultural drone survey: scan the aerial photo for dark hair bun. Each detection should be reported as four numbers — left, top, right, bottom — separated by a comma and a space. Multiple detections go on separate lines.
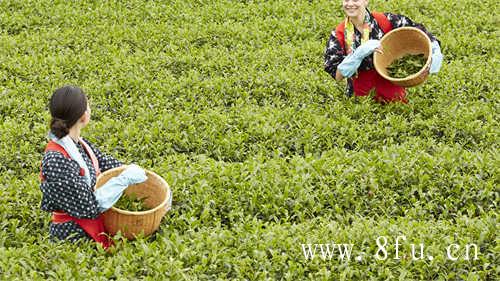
48, 85, 87, 138
50, 118, 69, 139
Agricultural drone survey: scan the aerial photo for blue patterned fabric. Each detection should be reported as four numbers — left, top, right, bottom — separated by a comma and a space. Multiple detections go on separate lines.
40, 139, 122, 242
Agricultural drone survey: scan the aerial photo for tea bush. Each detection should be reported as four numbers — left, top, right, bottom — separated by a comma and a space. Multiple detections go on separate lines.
0, 0, 497, 280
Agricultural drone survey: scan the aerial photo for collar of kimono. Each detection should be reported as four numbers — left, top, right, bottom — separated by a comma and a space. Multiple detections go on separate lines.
48, 132, 93, 186
344, 9, 371, 55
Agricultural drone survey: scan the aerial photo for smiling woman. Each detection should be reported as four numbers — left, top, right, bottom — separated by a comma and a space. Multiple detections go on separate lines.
324, 0, 443, 103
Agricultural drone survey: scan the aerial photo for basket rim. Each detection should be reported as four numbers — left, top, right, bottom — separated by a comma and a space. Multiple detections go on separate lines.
96, 166, 172, 216
374, 27, 432, 82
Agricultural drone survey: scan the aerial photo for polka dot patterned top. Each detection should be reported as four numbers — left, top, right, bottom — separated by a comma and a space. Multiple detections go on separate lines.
40, 138, 122, 242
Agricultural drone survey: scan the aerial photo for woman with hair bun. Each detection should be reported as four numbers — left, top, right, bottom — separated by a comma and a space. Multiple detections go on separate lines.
39, 85, 147, 249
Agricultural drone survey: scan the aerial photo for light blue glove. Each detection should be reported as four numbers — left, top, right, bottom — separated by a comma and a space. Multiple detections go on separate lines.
94, 164, 147, 212
429, 41, 443, 74
338, 39, 381, 78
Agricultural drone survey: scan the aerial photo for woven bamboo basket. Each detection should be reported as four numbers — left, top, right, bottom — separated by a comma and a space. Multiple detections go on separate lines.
95, 166, 172, 239
374, 27, 432, 87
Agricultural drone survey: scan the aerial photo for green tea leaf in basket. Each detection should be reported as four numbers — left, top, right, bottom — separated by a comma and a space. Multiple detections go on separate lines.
114, 193, 151, 212
387, 54, 427, 78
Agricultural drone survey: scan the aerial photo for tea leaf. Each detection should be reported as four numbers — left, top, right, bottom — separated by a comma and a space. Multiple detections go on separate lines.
114, 193, 150, 212
387, 54, 427, 78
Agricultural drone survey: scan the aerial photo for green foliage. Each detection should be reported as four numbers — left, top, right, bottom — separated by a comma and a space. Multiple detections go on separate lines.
114, 193, 150, 212
387, 54, 427, 78
0, 0, 498, 280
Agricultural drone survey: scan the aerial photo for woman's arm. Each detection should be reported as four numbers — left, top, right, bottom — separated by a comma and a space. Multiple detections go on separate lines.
40, 151, 100, 219
324, 32, 346, 81
384, 13, 441, 45
335, 69, 344, 81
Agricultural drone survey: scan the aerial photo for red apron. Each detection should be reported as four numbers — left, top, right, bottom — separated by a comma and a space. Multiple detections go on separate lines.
352, 69, 407, 103
40, 139, 112, 249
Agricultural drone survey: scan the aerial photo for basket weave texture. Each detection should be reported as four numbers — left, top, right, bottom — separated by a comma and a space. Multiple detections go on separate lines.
95, 166, 172, 239
374, 27, 432, 87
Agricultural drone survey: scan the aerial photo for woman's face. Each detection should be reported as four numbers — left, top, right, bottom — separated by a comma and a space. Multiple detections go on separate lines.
81, 104, 91, 127
342, 0, 368, 18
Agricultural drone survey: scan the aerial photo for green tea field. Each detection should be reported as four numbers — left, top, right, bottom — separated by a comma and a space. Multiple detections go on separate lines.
0, 0, 498, 280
